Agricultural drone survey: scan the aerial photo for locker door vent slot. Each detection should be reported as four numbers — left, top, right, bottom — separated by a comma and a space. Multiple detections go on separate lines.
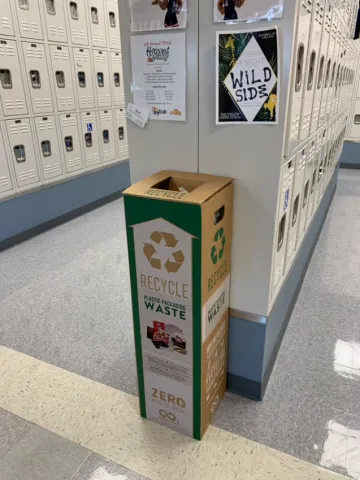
295, 44, 305, 92
56, 71, 65, 88
46, 0, 56, 15
0, 70, 12, 89
65, 136, 73, 151
277, 213, 286, 252
114, 73, 120, 87
14, 145, 26, 163
97, 72, 104, 87
30, 70, 41, 89
91, 7, 99, 24
19, 0, 29, 10
118, 126, 124, 140
78, 71, 86, 87
292, 194, 300, 227
41, 140, 52, 157
303, 180, 309, 208
109, 12, 116, 27
70, 1, 79, 20
103, 129, 109, 143
307, 51, 316, 91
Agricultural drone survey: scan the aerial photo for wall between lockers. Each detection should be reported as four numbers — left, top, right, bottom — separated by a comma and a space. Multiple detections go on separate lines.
0, 0, 129, 204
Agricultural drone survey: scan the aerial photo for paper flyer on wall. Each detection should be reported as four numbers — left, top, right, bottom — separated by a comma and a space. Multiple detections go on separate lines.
216, 28, 279, 125
129, 0, 188, 32
214, 0, 284, 23
131, 32, 186, 122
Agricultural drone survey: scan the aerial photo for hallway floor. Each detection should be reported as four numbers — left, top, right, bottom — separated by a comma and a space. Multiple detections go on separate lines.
1, 169, 360, 479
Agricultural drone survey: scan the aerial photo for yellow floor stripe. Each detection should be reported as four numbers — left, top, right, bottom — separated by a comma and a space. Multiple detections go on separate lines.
0, 346, 349, 480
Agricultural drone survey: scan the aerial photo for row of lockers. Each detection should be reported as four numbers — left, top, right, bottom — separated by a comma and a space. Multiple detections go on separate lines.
284, 0, 358, 158
0, 108, 128, 199
272, 107, 347, 304
1, 0, 121, 49
0, 39, 124, 117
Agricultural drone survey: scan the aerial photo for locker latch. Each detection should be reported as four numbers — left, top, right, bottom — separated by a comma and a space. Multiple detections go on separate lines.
78, 71, 86, 88
41, 141, 52, 157
277, 214, 286, 252
46, 0, 56, 15
118, 127, 124, 141
109, 12, 116, 28
103, 130, 109, 143
85, 133, 92, 147
65, 136, 73, 152
97, 72, 104, 87
14, 145, 26, 163
56, 71, 65, 88
114, 73, 120, 87
91, 7, 99, 24
70, 2, 79, 20
0, 70, 12, 89
18, 0, 29, 10
30, 70, 41, 89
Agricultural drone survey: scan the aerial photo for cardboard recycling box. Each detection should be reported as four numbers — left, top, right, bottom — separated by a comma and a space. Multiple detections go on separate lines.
124, 171, 233, 439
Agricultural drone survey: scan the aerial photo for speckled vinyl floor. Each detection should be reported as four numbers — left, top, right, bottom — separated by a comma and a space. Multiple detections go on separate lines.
0, 169, 360, 479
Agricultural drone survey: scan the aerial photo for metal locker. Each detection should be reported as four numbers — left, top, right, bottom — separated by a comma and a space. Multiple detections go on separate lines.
114, 107, 128, 160
271, 156, 295, 300
6, 118, 40, 188
0, 40, 28, 116
284, 0, 312, 157
80, 111, 101, 168
299, 0, 325, 143
106, 0, 121, 50
59, 113, 83, 173
306, 136, 320, 228
22, 42, 53, 114
66, 0, 88, 46
93, 49, 111, 107
49, 45, 76, 111
329, 15, 340, 120
319, 9, 337, 126
110, 51, 124, 106
310, 0, 331, 134
73, 47, 95, 110
99, 109, 115, 163
14, 0, 43, 40
43, 0, 68, 43
318, 126, 328, 198
34, 115, 63, 180
0, 0, 15, 37
298, 139, 315, 242
88, 0, 107, 48
0, 123, 13, 195
285, 148, 306, 270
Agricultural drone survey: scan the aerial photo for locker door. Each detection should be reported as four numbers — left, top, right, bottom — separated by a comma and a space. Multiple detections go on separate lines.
114, 107, 128, 160
298, 140, 315, 242
306, 137, 320, 228
299, 0, 324, 143
271, 156, 295, 300
73, 47, 95, 110
49, 45, 76, 111
327, 15, 340, 121
80, 111, 101, 168
319, 7, 336, 126
106, 0, 121, 50
34, 115, 63, 180
0, 124, 13, 194
66, 0, 88, 45
0, 0, 15, 37
110, 51, 124, 106
22, 42, 53, 114
99, 109, 116, 163
93, 49, 111, 107
59, 113, 83, 173
43, 0, 68, 43
88, 0, 107, 48
14, 0, 43, 40
285, 149, 306, 270
0, 40, 28, 116
284, 0, 312, 156
6, 118, 40, 188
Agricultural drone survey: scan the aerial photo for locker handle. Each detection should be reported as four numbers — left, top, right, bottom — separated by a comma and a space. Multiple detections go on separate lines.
103, 130, 110, 144
30, 70, 41, 89
46, 0, 56, 15
18, 0, 29, 10
0, 70, 12, 89
56, 71, 65, 88
78, 71, 86, 88
354, 114, 360, 124
109, 11, 116, 28
65, 136, 73, 152
41, 141, 52, 157
295, 44, 305, 93
14, 145, 26, 163
291, 195, 299, 227
85, 133, 93, 147
302, 181, 309, 208
311, 170, 316, 194
114, 73, 120, 87
307, 51, 316, 91
70, 1, 79, 20
317, 55, 325, 90
97, 72, 104, 87
324, 59, 331, 88
277, 213, 286, 252
118, 127, 124, 141
91, 7, 99, 24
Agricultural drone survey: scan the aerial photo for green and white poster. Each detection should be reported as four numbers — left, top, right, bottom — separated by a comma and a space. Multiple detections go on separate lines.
216, 28, 279, 125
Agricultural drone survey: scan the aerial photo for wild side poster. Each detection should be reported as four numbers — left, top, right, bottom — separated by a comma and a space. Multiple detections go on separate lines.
129, 0, 188, 32
216, 28, 279, 125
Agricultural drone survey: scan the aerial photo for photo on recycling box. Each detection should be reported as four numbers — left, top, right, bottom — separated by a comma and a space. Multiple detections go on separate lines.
129, 0, 188, 32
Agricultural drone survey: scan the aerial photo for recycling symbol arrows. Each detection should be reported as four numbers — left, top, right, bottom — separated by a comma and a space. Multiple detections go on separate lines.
211, 227, 226, 265
143, 231, 185, 274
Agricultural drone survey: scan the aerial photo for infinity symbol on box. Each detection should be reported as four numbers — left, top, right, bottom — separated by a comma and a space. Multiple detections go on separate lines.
159, 409, 176, 421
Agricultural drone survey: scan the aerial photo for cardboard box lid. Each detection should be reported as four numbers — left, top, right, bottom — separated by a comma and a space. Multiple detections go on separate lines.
124, 171, 233, 204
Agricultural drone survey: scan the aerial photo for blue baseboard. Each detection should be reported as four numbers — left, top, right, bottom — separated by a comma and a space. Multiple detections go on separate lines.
0, 162, 130, 251
227, 168, 338, 400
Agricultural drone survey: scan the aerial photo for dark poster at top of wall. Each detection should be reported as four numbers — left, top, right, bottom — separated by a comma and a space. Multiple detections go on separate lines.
216, 28, 279, 125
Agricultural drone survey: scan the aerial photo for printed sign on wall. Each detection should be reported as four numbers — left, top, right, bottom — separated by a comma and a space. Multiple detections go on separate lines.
216, 28, 279, 125
131, 32, 186, 122
129, 0, 188, 32
214, 0, 284, 23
